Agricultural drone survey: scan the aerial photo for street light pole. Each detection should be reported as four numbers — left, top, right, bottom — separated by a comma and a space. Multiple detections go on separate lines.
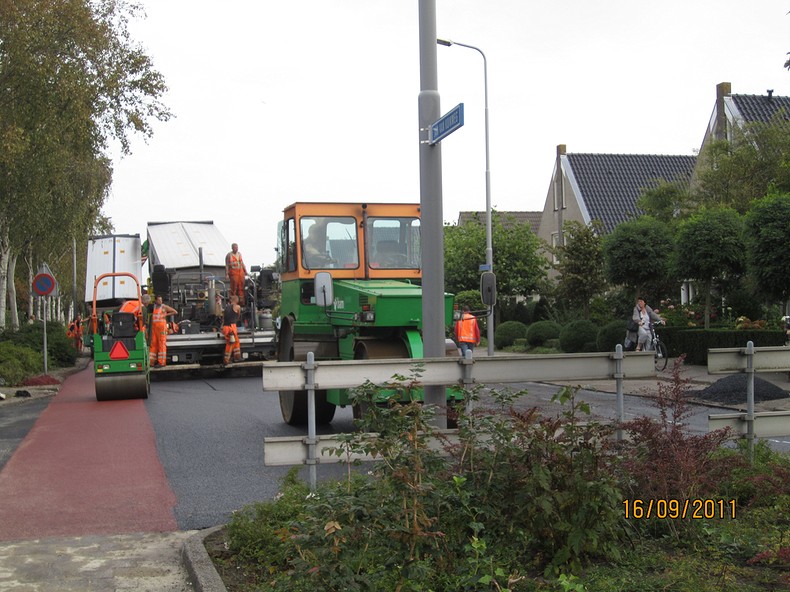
437, 38, 494, 356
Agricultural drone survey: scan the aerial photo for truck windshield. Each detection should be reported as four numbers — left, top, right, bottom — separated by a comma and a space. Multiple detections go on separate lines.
300, 217, 359, 269
368, 217, 420, 269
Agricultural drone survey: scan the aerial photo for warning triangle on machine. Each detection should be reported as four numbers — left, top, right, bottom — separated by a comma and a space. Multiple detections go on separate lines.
109, 341, 130, 360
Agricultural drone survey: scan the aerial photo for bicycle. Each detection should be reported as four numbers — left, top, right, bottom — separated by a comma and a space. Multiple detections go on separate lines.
648, 322, 669, 371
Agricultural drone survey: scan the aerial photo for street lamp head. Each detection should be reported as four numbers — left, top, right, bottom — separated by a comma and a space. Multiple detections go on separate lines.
436, 38, 453, 47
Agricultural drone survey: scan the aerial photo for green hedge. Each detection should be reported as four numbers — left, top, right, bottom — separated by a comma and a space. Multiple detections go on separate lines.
526, 320, 562, 347
495, 320, 528, 349
0, 341, 44, 386
658, 327, 786, 364
597, 320, 629, 352
559, 320, 598, 353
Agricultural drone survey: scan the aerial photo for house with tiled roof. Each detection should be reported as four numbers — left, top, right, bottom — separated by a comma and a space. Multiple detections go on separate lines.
703, 82, 790, 148
537, 82, 786, 267
536, 145, 696, 259
457, 211, 541, 234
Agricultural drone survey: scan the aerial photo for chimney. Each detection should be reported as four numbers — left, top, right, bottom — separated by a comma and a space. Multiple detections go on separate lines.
715, 82, 731, 141
767, 89, 774, 100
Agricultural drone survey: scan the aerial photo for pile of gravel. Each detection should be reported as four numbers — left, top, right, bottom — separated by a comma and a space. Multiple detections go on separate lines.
692, 374, 788, 406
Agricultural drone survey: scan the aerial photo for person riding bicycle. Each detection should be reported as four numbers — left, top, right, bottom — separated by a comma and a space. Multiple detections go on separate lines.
629, 297, 665, 352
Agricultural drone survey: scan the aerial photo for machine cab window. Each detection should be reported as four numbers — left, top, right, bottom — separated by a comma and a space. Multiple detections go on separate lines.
369, 217, 420, 269
300, 216, 359, 270
278, 218, 297, 273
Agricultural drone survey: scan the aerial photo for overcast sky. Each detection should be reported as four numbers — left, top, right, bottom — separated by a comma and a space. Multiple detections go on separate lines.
107, 1, 790, 267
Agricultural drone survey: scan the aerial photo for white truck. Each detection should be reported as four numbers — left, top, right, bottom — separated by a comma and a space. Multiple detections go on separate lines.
85, 234, 144, 305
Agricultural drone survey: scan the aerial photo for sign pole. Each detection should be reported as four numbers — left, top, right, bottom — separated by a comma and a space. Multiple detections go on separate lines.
43, 296, 48, 375
32, 266, 57, 375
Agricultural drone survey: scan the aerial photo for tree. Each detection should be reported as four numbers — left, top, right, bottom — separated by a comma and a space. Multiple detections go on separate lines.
745, 193, 790, 306
602, 217, 673, 299
0, 0, 170, 328
637, 180, 694, 223
694, 119, 790, 214
554, 220, 606, 316
444, 212, 548, 298
672, 208, 745, 329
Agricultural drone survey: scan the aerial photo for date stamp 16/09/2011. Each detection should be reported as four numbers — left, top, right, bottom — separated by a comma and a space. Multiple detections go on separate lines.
623, 499, 736, 520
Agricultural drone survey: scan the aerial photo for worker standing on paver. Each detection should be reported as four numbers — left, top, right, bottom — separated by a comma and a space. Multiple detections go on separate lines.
225, 243, 247, 306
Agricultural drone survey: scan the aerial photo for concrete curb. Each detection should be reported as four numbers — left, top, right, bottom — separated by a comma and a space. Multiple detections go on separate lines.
182, 526, 228, 592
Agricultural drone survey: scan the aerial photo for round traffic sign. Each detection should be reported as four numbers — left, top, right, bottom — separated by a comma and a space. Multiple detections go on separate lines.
32, 273, 56, 296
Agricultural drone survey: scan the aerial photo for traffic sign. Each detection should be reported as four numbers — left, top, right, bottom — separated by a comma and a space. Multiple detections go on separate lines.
32, 273, 56, 297
429, 103, 464, 145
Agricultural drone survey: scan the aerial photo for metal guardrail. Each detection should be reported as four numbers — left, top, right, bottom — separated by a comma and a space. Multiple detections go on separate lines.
708, 344, 790, 374
707, 411, 790, 438
263, 347, 656, 489
707, 342, 790, 461
261, 349, 656, 391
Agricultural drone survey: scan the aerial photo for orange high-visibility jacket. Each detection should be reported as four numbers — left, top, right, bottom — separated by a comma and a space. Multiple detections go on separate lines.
455, 313, 480, 344
227, 252, 244, 270
152, 305, 168, 324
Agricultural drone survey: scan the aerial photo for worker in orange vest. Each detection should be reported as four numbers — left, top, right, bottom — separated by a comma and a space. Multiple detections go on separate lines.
454, 305, 480, 358
66, 314, 84, 352
149, 295, 177, 367
222, 294, 242, 365
118, 294, 151, 333
225, 243, 247, 306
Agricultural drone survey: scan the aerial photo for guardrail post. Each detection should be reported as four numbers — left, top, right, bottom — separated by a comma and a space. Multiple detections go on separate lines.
745, 341, 755, 465
304, 352, 317, 491
460, 348, 475, 413
613, 344, 624, 441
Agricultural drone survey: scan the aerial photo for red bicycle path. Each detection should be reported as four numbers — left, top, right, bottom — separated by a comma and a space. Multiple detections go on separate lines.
0, 365, 177, 540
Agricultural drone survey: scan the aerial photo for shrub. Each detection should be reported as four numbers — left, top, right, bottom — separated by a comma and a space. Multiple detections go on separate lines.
526, 296, 551, 323
0, 322, 75, 368
621, 357, 733, 539
597, 320, 628, 352
0, 341, 43, 386
498, 298, 530, 324
526, 320, 562, 347
453, 290, 483, 313
494, 320, 527, 349
225, 376, 626, 589
559, 320, 598, 353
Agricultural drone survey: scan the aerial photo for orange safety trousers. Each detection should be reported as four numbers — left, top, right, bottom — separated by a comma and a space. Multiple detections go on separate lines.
222, 324, 241, 363
228, 269, 246, 305
149, 322, 168, 367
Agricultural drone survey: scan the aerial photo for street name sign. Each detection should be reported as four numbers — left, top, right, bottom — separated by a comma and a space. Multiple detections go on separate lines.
429, 103, 464, 145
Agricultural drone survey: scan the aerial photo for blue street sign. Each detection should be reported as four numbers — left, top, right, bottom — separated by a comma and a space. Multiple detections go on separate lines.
429, 103, 464, 145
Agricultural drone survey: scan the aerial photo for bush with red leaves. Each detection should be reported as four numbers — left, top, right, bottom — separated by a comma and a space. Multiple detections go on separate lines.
19, 375, 61, 386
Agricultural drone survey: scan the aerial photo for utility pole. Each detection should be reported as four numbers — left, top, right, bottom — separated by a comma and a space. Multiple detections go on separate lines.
418, 0, 447, 427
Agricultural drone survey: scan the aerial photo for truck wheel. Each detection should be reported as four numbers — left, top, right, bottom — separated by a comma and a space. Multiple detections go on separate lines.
278, 316, 336, 425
